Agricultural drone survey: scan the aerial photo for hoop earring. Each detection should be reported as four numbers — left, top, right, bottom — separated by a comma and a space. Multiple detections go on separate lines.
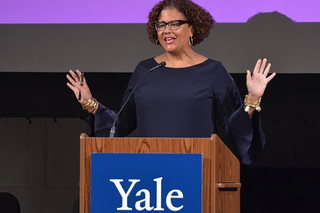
155, 39, 159, 45
189, 36, 194, 46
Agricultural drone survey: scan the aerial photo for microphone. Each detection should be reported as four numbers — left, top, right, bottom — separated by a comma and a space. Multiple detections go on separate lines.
109, 62, 166, 137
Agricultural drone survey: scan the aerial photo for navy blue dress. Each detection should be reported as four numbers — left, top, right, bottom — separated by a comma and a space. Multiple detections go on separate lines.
89, 58, 266, 164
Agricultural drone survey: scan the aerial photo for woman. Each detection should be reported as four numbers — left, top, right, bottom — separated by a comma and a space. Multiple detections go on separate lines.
66, 0, 275, 164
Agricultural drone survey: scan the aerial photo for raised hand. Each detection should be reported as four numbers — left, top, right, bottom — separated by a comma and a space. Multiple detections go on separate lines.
66, 69, 93, 102
246, 58, 276, 102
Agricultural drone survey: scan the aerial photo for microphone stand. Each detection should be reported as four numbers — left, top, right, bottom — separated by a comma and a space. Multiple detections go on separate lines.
109, 62, 166, 137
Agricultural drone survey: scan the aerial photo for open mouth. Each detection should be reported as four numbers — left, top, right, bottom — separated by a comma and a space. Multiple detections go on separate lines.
165, 37, 175, 44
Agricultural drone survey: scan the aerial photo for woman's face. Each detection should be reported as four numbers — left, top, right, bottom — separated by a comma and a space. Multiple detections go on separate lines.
157, 9, 193, 54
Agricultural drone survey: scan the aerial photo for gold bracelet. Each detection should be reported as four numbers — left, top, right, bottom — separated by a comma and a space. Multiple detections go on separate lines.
79, 99, 90, 106
81, 98, 94, 110
80, 98, 97, 112
84, 98, 96, 111
88, 100, 97, 113
244, 95, 261, 112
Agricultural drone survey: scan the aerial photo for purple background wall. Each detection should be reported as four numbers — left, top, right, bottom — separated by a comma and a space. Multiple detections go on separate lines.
1, 0, 319, 23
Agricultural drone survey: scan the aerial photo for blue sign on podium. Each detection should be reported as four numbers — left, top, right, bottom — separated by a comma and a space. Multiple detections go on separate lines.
91, 153, 202, 212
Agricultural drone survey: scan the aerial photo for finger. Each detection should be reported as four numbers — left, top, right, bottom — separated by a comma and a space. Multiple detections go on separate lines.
259, 58, 267, 73
69, 70, 80, 83
246, 70, 252, 84
266, 72, 276, 83
75, 69, 82, 78
253, 59, 261, 74
246, 70, 251, 78
66, 82, 77, 92
75, 70, 84, 87
66, 73, 76, 85
83, 76, 88, 87
67, 72, 81, 90
263, 63, 272, 76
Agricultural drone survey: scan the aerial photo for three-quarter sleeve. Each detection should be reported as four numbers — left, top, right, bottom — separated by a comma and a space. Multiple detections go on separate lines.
87, 63, 142, 137
87, 103, 117, 137
213, 62, 266, 165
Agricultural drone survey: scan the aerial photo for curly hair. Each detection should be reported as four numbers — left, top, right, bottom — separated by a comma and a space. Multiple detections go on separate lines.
147, 0, 215, 46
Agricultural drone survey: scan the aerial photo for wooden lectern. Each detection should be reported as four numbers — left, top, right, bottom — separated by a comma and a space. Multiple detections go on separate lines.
79, 133, 241, 213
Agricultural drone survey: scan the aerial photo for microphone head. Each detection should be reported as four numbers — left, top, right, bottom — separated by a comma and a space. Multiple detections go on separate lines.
159, 61, 166, 67
149, 61, 166, 72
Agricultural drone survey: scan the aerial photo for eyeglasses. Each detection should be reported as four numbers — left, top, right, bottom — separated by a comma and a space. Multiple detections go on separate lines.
155, 20, 189, 31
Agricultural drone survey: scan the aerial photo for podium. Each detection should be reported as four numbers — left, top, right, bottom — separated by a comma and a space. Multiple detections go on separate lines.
79, 133, 241, 213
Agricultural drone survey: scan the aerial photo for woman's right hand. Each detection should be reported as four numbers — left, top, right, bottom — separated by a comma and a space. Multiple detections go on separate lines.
66, 69, 93, 102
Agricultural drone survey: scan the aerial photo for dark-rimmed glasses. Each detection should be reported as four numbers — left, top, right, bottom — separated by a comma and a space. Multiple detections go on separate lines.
155, 20, 189, 31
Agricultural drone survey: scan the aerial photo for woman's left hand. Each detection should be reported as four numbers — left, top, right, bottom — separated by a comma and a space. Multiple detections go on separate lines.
246, 58, 276, 102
